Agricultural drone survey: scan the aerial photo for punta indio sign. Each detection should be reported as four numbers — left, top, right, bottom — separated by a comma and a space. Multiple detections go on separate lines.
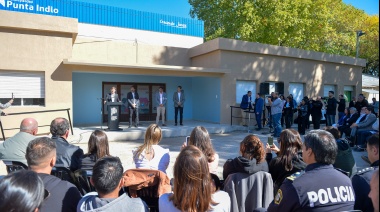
0, 0, 59, 14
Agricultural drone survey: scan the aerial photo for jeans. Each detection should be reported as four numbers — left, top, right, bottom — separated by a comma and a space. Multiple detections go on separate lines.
272, 113, 282, 137
255, 113, 262, 129
326, 114, 336, 126
356, 131, 373, 147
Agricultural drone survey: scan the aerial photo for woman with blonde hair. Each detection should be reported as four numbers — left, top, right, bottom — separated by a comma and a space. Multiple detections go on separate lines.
159, 145, 230, 212
133, 123, 170, 173
187, 126, 219, 174
223, 134, 268, 180
81, 130, 110, 170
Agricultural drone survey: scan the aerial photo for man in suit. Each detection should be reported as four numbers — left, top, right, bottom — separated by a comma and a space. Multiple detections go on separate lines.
0, 118, 38, 165
338, 107, 360, 137
254, 93, 264, 130
240, 91, 252, 126
50, 117, 84, 171
350, 105, 377, 145
104, 86, 120, 104
173, 86, 185, 126
127, 86, 140, 128
155, 87, 167, 126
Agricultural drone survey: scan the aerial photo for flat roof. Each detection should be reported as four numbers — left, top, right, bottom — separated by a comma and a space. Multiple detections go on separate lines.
63, 59, 230, 76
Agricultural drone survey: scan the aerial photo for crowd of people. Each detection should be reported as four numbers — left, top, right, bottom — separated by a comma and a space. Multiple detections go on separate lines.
0, 115, 378, 211
0, 91, 378, 212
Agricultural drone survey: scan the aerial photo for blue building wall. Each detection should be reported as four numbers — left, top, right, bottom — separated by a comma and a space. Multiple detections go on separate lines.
72, 72, 220, 125
0, 0, 204, 37
191, 77, 221, 123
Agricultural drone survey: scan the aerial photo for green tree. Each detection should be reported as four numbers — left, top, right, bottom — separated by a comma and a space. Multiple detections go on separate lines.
189, 0, 379, 76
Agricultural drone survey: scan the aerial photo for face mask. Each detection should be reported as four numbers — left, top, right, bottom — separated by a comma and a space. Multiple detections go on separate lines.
360, 111, 366, 115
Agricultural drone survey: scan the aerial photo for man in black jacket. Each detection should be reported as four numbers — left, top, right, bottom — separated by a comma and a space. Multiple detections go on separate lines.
310, 96, 323, 129
352, 134, 379, 212
26, 137, 82, 212
326, 91, 337, 126
338, 94, 346, 121
50, 117, 84, 171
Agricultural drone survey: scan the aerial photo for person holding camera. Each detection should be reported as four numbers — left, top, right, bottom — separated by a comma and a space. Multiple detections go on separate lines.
0, 98, 13, 116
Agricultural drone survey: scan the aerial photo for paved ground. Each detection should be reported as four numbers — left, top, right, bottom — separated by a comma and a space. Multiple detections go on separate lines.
72, 127, 371, 180
1, 122, 371, 179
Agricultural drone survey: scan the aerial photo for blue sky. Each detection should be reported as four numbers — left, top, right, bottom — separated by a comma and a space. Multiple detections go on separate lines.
78, 0, 379, 18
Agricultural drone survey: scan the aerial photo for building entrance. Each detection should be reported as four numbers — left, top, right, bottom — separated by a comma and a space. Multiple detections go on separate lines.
102, 82, 166, 122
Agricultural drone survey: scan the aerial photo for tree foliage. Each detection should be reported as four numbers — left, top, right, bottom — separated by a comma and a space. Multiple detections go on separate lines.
189, 0, 379, 76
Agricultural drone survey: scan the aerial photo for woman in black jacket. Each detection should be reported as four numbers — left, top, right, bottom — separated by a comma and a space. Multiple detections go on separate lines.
223, 135, 268, 180
266, 129, 307, 193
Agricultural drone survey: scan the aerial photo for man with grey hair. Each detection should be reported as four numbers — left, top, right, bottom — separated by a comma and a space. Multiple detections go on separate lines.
50, 117, 83, 171
338, 107, 359, 138
0, 118, 38, 165
268, 130, 355, 211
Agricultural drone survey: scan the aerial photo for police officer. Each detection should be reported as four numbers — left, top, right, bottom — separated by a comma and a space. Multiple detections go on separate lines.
268, 130, 355, 211
352, 134, 379, 212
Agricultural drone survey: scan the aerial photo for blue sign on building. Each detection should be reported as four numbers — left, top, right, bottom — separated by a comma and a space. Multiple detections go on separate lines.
0, 0, 204, 37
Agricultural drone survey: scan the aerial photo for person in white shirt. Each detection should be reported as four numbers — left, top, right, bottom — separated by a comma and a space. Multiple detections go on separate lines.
155, 87, 167, 126
159, 145, 230, 212
132, 124, 170, 173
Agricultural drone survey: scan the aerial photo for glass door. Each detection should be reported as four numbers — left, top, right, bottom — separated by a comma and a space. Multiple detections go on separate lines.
102, 82, 165, 122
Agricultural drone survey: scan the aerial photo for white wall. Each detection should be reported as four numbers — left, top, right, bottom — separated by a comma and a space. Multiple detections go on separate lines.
78, 23, 203, 48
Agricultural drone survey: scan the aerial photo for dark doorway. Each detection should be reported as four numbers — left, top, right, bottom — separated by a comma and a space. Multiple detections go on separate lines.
102, 82, 166, 122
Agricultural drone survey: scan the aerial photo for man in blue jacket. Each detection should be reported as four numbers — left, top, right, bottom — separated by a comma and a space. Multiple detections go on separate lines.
240, 91, 252, 126
254, 93, 264, 130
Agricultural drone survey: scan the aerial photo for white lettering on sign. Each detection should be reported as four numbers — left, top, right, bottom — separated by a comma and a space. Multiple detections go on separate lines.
2, 0, 59, 14
307, 186, 355, 207
159, 20, 187, 29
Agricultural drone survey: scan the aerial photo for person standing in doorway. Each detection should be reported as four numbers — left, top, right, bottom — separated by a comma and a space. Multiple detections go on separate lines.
127, 86, 140, 128
254, 93, 264, 130
326, 91, 337, 126
173, 86, 185, 126
155, 87, 167, 126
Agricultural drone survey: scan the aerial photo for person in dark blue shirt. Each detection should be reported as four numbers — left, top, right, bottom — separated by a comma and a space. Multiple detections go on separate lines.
254, 93, 264, 130
240, 91, 252, 126
268, 130, 355, 212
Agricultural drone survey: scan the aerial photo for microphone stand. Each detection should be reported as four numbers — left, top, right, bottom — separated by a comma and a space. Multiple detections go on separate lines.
97, 98, 105, 129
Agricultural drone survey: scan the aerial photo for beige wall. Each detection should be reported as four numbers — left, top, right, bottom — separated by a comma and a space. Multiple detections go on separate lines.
0, 10, 77, 137
0, 11, 367, 133
72, 37, 191, 67
190, 38, 365, 124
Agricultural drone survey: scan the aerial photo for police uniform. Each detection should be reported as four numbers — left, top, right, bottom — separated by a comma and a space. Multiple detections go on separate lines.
267, 163, 355, 212
352, 160, 379, 212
